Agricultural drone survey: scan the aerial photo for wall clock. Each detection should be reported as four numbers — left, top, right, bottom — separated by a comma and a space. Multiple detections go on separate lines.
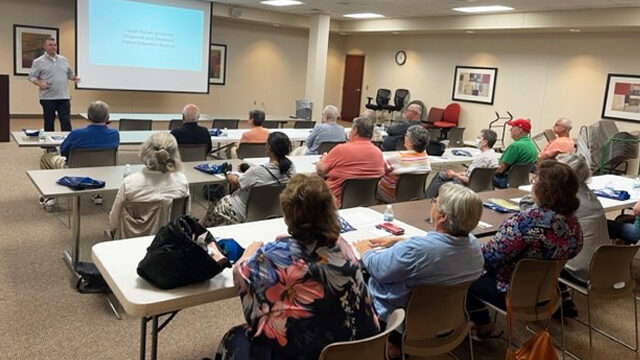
395, 50, 406, 65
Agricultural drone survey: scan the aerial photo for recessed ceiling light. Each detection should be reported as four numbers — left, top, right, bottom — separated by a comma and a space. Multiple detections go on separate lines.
260, 0, 304, 7
339, 32, 347, 35
343, 13, 385, 19
452, 5, 514, 13
392, 31, 400, 35
272, 23, 281, 27
569, 28, 581, 32
465, 30, 475, 34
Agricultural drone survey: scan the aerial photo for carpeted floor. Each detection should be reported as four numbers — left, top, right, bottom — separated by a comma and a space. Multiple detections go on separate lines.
1, 118, 639, 360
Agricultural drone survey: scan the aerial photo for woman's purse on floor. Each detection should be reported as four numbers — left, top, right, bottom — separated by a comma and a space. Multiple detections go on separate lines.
137, 215, 231, 289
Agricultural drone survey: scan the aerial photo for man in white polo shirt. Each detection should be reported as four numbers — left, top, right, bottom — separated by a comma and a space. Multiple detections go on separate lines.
28, 37, 80, 131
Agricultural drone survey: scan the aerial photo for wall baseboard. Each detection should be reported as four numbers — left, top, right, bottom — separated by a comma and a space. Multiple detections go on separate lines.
11, 114, 83, 119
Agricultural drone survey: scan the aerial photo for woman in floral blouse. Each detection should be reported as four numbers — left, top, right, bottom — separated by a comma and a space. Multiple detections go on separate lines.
466, 160, 583, 340
214, 174, 379, 360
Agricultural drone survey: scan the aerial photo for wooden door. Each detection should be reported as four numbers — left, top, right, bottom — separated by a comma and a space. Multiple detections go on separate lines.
340, 55, 365, 122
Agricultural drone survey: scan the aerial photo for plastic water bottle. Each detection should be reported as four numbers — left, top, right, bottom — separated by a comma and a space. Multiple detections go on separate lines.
122, 164, 132, 178
38, 129, 46, 143
633, 177, 640, 191
383, 204, 394, 222
222, 127, 228, 137
605, 181, 614, 191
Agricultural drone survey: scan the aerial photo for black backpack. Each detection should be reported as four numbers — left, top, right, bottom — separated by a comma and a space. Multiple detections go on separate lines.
137, 215, 230, 289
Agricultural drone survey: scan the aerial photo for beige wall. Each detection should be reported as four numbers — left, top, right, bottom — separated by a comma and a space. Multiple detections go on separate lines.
345, 32, 640, 144
1, 0, 346, 117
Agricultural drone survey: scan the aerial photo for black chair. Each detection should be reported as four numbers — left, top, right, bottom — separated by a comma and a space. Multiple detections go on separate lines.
366, 89, 392, 123
317, 141, 345, 154
236, 143, 266, 159
119, 118, 152, 131
68, 148, 118, 168
178, 144, 208, 161
293, 121, 315, 129
262, 120, 280, 129
168, 119, 182, 130
382, 89, 411, 120
507, 163, 532, 188
245, 184, 286, 222
468, 167, 496, 192
340, 177, 380, 209
395, 173, 428, 202
212, 119, 239, 129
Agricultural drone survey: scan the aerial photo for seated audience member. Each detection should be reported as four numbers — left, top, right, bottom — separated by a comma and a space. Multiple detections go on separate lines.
492, 118, 538, 189
39, 100, 119, 210
538, 118, 575, 160
170, 103, 212, 154
381, 104, 422, 151
607, 200, 640, 244
316, 116, 385, 208
425, 129, 499, 198
467, 160, 583, 339
356, 183, 484, 357
109, 133, 190, 238
377, 125, 431, 203
204, 132, 295, 226
214, 174, 379, 360
230, 109, 269, 158
291, 105, 346, 156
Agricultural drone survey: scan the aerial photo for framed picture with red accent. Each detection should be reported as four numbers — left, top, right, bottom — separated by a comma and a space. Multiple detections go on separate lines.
452, 65, 497, 105
602, 74, 640, 122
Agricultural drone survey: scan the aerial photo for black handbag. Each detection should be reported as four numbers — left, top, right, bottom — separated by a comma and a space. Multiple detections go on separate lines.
137, 215, 230, 290
426, 140, 445, 156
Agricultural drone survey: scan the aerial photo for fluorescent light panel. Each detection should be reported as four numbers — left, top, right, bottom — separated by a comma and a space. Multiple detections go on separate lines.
453, 5, 514, 13
343, 13, 385, 19
260, 0, 304, 6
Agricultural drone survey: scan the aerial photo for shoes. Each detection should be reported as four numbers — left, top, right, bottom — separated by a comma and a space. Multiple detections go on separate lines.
91, 194, 103, 205
471, 329, 504, 342
39, 196, 56, 211
553, 299, 579, 320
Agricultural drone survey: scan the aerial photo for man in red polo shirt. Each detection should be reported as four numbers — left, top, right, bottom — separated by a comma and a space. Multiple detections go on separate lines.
316, 116, 385, 207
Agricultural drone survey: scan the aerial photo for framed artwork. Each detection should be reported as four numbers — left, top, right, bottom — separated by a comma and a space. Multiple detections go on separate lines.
14, 25, 59, 76
602, 73, 640, 122
209, 43, 227, 85
452, 66, 498, 105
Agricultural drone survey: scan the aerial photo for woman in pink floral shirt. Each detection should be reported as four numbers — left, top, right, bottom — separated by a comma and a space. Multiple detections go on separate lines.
214, 174, 379, 360
466, 160, 583, 340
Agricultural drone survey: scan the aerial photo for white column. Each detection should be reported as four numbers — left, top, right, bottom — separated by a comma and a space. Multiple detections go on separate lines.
304, 14, 330, 123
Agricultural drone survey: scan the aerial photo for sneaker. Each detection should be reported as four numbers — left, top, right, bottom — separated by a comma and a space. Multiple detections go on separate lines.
39, 196, 56, 211
91, 194, 103, 205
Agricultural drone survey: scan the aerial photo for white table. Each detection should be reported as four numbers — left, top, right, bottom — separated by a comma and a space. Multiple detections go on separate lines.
27, 160, 240, 275
519, 174, 640, 211
91, 207, 424, 360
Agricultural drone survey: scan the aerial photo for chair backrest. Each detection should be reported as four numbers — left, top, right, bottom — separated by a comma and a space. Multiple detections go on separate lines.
245, 184, 286, 222
443, 103, 461, 126
119, 118, 152, 131
427, 107, 445, 123
116, 196, 189, 240
403, 282, 472, 357
447, 127, 465, 147
68, 148, 118, 168
393, 89, 411, 108
427, 128, 441, 141
395, 173, 428, 202
508, 259, 564, 322
178, 144, 208, 161
262, 120, 280, 129
236, 142, 267, 159
170, 196, 190, 221
468, 167, 496, 192
531, 131, 550, 152
212, 119, 239, 129
318, 309, 405, 360
317, 141, 345, 154
544, 129, 557, 141
507, 163, 532, 188
168, 119, 183, 130
294, 120, 316, 129
375, 88, 392, 106
407, 100, 427, 122
588, 244, 640, 300
341, 177, 380, 209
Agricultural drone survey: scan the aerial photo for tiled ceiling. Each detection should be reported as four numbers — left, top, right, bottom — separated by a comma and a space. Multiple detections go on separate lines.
213, 0, 640, 19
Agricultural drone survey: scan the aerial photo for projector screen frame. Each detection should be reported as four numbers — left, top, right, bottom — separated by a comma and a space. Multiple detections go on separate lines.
74, 0, 213, 94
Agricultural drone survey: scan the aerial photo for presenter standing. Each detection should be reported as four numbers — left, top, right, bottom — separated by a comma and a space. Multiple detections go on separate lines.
28, 37, 80, 131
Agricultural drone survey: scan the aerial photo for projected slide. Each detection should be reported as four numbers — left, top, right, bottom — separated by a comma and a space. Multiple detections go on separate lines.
76, 0, 212, 93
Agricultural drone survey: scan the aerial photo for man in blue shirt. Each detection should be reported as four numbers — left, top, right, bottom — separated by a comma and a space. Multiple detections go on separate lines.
39, 100, 119, 209
291, 105, 346, 155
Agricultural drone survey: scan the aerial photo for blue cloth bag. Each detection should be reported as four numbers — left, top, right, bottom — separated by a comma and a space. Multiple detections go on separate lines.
57, 176, 106, 190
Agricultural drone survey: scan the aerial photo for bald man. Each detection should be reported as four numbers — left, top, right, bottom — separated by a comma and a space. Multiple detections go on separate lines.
538, 118, 575, 160
170, 104, 212, 154
381, 104, 423, 151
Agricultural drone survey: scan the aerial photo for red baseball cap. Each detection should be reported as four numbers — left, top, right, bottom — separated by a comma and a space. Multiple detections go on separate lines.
506, 118, 531, 133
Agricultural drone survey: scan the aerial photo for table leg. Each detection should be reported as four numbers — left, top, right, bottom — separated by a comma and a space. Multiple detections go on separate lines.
62, 195, 81, 272
140, 317, 148, 360
151, 316, 159, 360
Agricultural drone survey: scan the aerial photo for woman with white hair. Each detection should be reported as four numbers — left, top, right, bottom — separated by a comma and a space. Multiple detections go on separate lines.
355, 183, 484, 357
109, 132, 190, 236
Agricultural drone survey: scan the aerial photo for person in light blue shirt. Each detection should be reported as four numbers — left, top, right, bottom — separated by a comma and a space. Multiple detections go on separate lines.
292, 105, 346, 155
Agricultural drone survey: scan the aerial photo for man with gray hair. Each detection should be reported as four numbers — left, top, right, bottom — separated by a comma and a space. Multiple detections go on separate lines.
39, 100, 119, 209
381, 103, 423, 151
293, 105, 346, 155
316, 116, 384, 207
170, 103, 212, 154
538, 117, 574, 160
